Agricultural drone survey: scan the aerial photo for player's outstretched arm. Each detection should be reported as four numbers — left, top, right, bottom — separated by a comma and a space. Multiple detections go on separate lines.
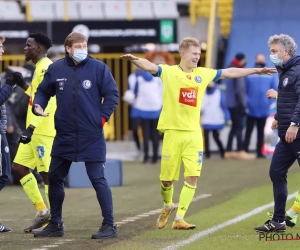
219, 67, 277, 79
120, 54, 159, 75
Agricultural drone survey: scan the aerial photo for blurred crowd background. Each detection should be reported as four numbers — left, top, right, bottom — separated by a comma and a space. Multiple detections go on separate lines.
0, 0, 299, 183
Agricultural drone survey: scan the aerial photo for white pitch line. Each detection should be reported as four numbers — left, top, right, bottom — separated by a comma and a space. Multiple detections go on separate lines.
115, 194, 211, 226
31, 239, 74, 250
1, 219, 31, 221
161, 191, 298, 250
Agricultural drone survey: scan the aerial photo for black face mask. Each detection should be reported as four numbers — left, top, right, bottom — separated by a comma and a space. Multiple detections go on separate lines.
255, 63, 266, 68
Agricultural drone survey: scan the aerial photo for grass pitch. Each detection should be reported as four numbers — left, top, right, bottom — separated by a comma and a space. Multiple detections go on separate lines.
1, 158, 299, 250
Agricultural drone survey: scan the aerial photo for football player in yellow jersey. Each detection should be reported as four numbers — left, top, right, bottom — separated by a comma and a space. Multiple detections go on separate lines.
121, 37, 277, 230
11, 32, 56, 233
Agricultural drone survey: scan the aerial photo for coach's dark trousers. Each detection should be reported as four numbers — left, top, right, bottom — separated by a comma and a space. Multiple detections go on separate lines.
48, 157, 114, 226
270, 139, 300, 222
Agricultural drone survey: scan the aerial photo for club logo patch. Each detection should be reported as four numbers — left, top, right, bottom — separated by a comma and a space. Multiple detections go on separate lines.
197, 151, 203, 165
36, 146, 45, 159
179, 87, 198, 107
194, 75, 202, 83
59, 82, 64, 90
283, 78, 288, 87
82, 80, 92, 89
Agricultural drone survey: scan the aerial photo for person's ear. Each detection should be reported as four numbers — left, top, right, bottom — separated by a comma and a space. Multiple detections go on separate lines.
66, 46, 72, 54
180, 50, 185, 59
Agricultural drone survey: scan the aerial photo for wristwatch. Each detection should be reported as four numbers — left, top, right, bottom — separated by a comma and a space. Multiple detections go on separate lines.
290, 122, 300, 127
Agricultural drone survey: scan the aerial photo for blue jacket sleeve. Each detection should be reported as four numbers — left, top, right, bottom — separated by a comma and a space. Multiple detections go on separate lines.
291, 76, 300, 124
0, 84, 13, 105
221, 91, 231, 121
32, 67, 56, 115
99, 65, 119, 121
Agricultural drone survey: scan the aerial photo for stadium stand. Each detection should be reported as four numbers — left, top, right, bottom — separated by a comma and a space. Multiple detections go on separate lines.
3, 0, 180, 21
103, 1, 128, 20
0, 0, 25, 20
130, 1, 154, 20
225, 0, 300, 67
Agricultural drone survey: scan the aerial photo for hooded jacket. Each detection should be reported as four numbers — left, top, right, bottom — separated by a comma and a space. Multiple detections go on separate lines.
0, 77, 13, 133
275, 55, 300, 139
33, 54, 119, 162
201, 85, 230, 130
129, 69, 162, 119
224, 59, 246, 109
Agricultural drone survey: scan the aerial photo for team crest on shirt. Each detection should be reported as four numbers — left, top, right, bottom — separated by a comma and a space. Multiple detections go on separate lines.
59, 81, 64, 90
283, 78, 288, 87
40, 69, 47, 77
36, 146, 45, 159
194, 75, 202, 83
82, 80, 92, 89
197, 151, 203, 165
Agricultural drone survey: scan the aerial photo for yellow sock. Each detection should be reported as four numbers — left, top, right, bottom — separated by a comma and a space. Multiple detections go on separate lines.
160, 183, 174, 207
20, 173, 46, 212
176, 182, 196, 217
44, 184, 50, 209
292, 191, 300, 213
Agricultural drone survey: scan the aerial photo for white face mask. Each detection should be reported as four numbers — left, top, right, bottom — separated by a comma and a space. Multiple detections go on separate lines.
72, 49, 87, 63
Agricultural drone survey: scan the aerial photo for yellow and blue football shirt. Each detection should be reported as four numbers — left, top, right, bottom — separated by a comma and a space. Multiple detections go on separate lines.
25, 57, 56, 137
156, 65, 221, 132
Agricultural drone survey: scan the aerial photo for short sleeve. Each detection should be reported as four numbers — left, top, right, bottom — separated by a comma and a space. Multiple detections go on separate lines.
213, 69, 222, 82
154, 65, 163, 77
154, 64, 170, 83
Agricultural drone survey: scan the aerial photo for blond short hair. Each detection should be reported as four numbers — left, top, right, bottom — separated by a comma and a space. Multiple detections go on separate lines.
179, 37, 200, 52
0, 35, 5, 43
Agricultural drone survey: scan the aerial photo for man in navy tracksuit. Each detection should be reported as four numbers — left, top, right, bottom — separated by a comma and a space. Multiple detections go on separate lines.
255, 34, 300, 233
32, 32, 119, 239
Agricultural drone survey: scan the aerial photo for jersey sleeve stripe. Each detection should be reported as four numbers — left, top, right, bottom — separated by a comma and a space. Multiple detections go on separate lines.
154, 65, 162, 77
213, 69, 222, 82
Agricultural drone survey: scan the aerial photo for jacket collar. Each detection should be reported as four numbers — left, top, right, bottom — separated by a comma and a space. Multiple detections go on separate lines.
65, 52, 89, 66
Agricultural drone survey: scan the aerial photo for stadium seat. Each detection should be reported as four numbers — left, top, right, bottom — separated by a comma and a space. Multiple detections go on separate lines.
29, 1, 54, 21
0, 0, 25, 20
51, 0, 80, 20
152, 0, 179, 19
103, 1, 127, 20
66, 159, 123, 188
79, 1, 104, 20
130, 1, 154, 19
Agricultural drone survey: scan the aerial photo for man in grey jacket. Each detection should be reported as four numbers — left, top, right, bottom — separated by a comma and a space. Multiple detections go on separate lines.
224, 53, 255, 160
0, 35, 23, 232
